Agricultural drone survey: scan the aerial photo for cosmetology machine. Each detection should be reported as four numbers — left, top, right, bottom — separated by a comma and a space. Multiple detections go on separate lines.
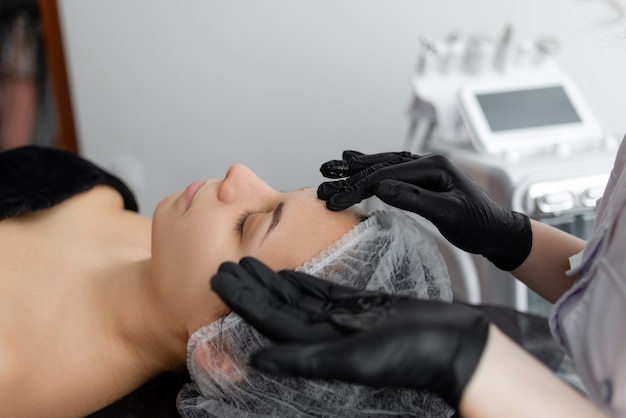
400, 26, 619, 316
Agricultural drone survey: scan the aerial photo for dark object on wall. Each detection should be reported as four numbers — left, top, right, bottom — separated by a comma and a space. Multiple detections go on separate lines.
38, 0, 78, 152
0, 0, 67, 151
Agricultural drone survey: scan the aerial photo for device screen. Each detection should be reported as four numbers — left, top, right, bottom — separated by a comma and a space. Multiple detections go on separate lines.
476, 86, 581, 132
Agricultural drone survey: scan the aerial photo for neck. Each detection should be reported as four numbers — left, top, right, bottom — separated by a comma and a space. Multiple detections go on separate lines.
93, 260, 190, 377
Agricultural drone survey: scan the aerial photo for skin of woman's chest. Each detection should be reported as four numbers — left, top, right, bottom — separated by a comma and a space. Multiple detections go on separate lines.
0, 186, 153, 417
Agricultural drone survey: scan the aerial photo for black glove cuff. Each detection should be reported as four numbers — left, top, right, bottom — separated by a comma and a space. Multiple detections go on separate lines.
487, 211, 533, 271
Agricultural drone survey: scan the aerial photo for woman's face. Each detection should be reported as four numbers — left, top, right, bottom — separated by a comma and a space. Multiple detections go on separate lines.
151, 164, 360, 333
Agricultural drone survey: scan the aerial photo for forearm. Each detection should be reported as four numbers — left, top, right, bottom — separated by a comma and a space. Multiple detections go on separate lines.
510, 220, 585, 303
460, 325, 605, 418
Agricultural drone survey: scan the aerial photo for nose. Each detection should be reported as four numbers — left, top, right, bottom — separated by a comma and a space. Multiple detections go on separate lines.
218, 164, 273, 203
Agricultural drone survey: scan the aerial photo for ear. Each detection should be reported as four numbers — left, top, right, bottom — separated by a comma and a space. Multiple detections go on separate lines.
192, 335, 246, 383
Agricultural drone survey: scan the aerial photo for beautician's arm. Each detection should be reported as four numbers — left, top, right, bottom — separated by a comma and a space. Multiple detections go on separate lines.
461, 324, 605, 418
511, 220, 585, 303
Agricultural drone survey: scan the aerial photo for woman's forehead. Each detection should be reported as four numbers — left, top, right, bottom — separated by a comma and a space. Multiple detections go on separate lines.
256, 187, 359, 269
284, 189, 359, 239
284, 188, 331, 217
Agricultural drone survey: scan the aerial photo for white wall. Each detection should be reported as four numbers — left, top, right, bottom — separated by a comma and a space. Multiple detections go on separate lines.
58, 0, 626, 215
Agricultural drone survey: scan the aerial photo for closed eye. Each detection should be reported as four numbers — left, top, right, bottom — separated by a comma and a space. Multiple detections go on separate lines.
235, 209, 254, 234
235, 202, 284, 241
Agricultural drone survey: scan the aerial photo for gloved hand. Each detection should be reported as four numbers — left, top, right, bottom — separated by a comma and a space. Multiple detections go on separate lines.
211, 256, 490, 409
317, 150, 532, 271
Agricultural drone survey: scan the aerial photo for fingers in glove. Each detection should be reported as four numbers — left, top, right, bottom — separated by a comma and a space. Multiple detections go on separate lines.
211, 260, 302, 340
320, 151, 415, 178
375, 154, 458, 192
251, 339, 371, 384
256, 270, 394, 335
318, 161, 397, 209
317, 179, 349, 202
319, 150, 364, 179
212, 258, 335, 342
211, 257, 285, 311
374, 179, 452, 222
251, 321, 426, 387
328, 294, 412, 332
252, 315, 489, 409
212, 257, 362, 342
210, 260, 269, 314
318, 154, 432, 210
276, 268, 363, 302
323, 187, 367, 211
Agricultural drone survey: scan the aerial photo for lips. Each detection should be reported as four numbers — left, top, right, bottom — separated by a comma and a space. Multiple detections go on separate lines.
183, 181, 206, 209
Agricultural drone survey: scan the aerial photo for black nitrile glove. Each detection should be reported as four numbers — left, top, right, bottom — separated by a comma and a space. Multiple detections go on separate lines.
211, 257, 490, 409
317, 150, 532, 271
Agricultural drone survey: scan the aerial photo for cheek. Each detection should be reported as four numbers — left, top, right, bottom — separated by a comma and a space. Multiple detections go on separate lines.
172, 223, 238, 277
153, 221, 239, 330
153, 215, 244, 293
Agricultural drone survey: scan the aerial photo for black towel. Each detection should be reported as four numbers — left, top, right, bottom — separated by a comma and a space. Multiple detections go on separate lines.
0, 145, 138, 220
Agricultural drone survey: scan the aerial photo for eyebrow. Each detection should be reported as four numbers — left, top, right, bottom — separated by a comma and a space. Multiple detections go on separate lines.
262, 201, 284, 243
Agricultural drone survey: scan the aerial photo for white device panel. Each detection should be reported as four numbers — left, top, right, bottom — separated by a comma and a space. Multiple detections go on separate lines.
457, 74, 604, 155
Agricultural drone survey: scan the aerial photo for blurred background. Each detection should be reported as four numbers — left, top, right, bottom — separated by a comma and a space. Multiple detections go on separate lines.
5, 0, 626, 215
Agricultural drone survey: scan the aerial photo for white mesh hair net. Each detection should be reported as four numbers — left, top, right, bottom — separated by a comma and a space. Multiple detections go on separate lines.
177, 209, 455, 418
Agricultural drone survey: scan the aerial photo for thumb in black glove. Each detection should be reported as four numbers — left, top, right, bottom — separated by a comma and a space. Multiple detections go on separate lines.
211, 257, 490, 409
317, 150, 532, 271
